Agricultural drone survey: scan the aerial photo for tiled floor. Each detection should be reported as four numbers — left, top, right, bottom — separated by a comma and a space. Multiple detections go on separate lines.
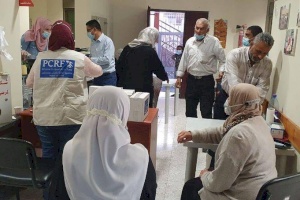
0, 92, 206, 200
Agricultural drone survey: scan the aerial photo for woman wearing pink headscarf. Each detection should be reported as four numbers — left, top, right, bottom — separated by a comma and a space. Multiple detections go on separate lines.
21, 17, 52, 61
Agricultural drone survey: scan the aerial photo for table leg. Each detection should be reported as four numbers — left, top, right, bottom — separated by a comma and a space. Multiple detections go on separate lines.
174, 87, 179, 116
165, 86, 170, 124
185, 147, 198, 182
276, 155, 287, 177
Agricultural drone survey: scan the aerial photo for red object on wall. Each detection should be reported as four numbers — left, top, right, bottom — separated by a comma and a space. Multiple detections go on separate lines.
19, 0, 34, 7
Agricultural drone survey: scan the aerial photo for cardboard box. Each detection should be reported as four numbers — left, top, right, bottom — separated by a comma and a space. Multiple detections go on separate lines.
128, 92, 149, 122
270, 123, 285, 139
0, 74, 12, 124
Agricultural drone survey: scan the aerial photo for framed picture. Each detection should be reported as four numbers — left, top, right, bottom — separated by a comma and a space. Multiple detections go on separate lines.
279, 4, 290, 30
297, 10, 300, 27
284, 29, 297, 56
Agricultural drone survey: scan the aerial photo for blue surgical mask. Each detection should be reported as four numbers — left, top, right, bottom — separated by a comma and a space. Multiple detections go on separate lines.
176, 50, 182, 55
87, 32, 94, 40
243, 37, 250, 46
42, 31, 50, 39
195, 34, 205, 41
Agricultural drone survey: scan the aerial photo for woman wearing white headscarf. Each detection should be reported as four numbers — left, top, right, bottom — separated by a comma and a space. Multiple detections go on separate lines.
116, 27, 168, 108
63, 86, 157, 200
177, 83, 277, 200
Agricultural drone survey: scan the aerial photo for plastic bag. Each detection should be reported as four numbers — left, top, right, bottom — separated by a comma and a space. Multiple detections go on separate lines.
0, 26, 13, 61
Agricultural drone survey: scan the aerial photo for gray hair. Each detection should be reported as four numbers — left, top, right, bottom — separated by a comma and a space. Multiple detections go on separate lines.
253, 32, 274, 47
196, 18, 210, 29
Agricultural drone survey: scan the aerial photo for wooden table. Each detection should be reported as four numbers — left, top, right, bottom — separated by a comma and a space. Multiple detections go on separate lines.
18, 108, 158, 167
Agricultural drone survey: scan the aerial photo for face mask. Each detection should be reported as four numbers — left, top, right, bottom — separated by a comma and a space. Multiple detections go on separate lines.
243, 37, 250, 46
87, 32, 94, 40
195, 34, 205, 41
224, 98, 260, 115
176, 50, 182, 55
42, 31, 50, 39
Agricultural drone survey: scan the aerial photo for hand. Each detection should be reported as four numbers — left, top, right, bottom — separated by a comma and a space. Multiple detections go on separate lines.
177, 131, 192, 143
175, 78, 181, 88
216, 72, 224, 82
200, 169, 209, 177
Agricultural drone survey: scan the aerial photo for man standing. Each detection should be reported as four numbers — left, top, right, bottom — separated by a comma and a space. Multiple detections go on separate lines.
175, 18, 226, 118
214, 32, 274, 119
243, 25, 263, 46
86, 20, 116, 86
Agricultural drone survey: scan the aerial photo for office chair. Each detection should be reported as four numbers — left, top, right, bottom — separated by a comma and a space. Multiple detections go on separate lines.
256, 172, 300, 200
0, 138, 55, 200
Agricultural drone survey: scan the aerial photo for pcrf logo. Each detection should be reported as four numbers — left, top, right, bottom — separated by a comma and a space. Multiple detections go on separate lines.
42, 59, 74, 68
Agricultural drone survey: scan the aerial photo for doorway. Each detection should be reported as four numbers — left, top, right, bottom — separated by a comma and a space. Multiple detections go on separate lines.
148, 8, 209, 98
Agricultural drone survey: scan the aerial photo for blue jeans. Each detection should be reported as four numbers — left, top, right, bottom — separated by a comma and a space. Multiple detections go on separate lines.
36, 125, 81, 160
93, 71, 117, 86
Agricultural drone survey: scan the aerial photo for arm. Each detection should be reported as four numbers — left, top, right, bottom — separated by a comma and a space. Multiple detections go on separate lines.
21, 34, 30, 51
256, 61, 272, 100
26, 61, 36, 88
223, 51, 243, 93
83, 56, 103, 77
90, 39, 115, 66
201, 132, 251, 192
115, 49, 127, 87
191, 126, 225, 144
177, 125, 225, 144
151, 50, 168, 81
213, 40, 226, 73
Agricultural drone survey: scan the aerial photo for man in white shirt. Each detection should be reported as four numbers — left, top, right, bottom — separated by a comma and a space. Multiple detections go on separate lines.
175, 18, 226, 118
214, 32, 274, 119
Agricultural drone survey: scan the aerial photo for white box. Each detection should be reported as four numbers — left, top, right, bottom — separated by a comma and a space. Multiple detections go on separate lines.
270, 123, 285, 139
128, 92, 149, 122
88, 86, 135, 98
0, 74, 12, 124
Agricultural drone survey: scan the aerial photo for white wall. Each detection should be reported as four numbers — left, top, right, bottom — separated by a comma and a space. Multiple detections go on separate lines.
0, 0, 24, 110
110, 0, 268, 53
269, 0, 300, 171
29, 0, 63, 27
74, 0, 112, 48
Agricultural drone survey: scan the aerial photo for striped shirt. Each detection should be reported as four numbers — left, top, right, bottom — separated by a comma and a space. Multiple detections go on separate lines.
221, 47, 272, 100
176, 35, 225, 77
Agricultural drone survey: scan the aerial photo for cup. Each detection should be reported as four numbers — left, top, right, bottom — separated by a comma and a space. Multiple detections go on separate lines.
14, 106, 23, 115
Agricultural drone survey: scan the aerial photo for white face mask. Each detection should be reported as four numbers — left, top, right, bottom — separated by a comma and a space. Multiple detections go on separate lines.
224, 98, 260, 115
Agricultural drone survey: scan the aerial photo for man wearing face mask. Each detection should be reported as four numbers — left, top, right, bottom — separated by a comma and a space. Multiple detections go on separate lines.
213, 32, 274, 120
175, 18, 226, 119
86, 20, 116, 86
172, 45, 184, 74
243, 25, 263, 47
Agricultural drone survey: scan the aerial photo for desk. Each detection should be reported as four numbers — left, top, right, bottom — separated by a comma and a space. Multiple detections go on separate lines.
162, 79, 179, 124
183, 117, 297, 181
18, 108, 158, 168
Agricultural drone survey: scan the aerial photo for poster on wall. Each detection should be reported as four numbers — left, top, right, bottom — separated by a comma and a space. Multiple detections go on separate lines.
297, 10, 300, 27
214, 19, 227, 48
279, 4, 290, 30
284, 29, 297, 56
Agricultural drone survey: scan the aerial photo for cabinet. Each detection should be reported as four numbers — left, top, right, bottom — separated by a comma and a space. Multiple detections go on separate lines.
19, 108, 158, 167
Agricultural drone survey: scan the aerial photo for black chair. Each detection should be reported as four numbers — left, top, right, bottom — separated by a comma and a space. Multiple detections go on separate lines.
256, 173, 300, 200
0, 138, 55, 199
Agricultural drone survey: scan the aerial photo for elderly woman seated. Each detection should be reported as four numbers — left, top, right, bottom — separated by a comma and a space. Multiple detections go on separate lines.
177, 83, 277, 200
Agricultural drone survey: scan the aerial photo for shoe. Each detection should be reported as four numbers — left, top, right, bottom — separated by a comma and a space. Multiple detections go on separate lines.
171, 94, 175, 97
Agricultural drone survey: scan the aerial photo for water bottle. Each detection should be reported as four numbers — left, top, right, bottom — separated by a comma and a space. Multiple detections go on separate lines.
268, 94, 280, 123
269, 94, 279, 110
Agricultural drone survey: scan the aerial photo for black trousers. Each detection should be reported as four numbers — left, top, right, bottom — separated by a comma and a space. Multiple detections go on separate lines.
181, 177, 203, 200
185, 74, 215, 118
213, 87, 228, 120
140, 157, 157, 200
